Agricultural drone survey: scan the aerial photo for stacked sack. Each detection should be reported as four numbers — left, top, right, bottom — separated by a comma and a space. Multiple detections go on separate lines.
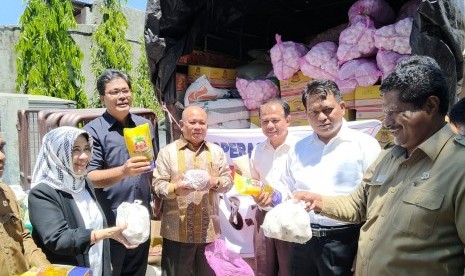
289, 0, 420, 95
185, 71, 251, 129
235, 48, 282, 126
262, 0, 420, 130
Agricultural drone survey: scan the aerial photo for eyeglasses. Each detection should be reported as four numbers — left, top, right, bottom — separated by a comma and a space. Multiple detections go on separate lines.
106, 89, 131, 96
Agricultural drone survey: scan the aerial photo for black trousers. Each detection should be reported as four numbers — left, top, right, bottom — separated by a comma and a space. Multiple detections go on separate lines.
290, 224, 360, 276
161, 238, 215, 276
110, 238, 150, 276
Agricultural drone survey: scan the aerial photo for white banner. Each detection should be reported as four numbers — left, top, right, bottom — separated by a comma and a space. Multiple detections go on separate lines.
206, 120, 382, 258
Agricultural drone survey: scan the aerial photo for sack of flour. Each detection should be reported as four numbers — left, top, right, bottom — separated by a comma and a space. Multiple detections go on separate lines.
116, 200, 150, 245
262, 200, 312, 244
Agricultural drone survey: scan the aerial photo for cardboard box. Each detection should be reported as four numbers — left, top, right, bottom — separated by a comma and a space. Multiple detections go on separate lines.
148, 220, 162, 266
355, 100, 382, 109
355, 109, 384, 121
250, 116, 260, 127
355, 85, 381, 99
355, 85, 382, 109
188, 65, 237, 88
279, 71, 312, 97
176, 73, 188, 91
250, 109, 260, 126
342, 91, 355, 109
344, 108, 356, 121
289, 111, 308, 126
282, 94, 305, 112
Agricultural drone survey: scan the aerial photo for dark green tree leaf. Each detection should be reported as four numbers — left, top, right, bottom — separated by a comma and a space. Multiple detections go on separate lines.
15, 0, 87, 108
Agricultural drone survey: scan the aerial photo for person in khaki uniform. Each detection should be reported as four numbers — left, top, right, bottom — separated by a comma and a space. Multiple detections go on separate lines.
294, 55, 465, 275
0, 134, 50, 275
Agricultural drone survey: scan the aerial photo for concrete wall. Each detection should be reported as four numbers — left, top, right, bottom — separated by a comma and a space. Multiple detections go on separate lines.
0, 95, 29, 186
0, 26, 21, 94
0, 4, 146, 101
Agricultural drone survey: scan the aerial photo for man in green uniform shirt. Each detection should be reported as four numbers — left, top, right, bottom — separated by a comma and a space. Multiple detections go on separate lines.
294, 56, 465, 275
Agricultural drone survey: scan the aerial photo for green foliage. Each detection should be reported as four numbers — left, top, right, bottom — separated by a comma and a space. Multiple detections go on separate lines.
132, 38, 164, 121
15, 0, 87, 108
89, 0, 132, 107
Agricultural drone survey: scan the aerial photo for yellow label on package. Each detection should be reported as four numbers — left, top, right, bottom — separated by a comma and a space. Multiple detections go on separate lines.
123, 123, 155, 170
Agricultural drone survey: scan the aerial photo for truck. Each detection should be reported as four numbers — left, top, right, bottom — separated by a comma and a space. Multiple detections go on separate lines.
142, 0, 465, 259
144, 0, 465, 143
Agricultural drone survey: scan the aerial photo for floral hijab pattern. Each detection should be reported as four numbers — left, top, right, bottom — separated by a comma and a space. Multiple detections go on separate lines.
31, 126, 93, 194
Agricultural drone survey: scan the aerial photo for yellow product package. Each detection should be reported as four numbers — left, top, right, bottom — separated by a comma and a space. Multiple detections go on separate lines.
234, 173, 283, 207
123, 123, 155, 171
234, 173, 273, 197
21, 265, 91, 276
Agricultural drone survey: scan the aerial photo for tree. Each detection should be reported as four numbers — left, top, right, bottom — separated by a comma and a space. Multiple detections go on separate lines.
132, 37, 164, 121
89, 0, 132, 106
15, 0, 87, 108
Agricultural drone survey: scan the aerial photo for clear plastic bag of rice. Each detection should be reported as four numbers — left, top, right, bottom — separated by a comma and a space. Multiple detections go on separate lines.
261, 200, 312, 244
116, 200, 150, 245
184, 169, 210, 190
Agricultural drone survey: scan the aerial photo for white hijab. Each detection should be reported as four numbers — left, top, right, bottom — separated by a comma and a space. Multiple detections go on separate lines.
31, 126, 93, 194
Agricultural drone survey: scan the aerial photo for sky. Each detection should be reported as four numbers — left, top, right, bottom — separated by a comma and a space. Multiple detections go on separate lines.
0, 0, 148, 26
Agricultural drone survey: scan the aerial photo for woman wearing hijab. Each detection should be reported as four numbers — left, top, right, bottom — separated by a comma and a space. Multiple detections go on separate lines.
28, 126, 135, 275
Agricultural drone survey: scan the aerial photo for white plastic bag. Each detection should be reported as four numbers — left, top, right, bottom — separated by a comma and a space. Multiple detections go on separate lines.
183, 169, 210, 190
261, 200, 312, 244
116, 200, 150, 245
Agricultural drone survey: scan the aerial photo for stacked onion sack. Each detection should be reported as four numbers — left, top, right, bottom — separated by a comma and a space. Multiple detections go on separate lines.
299, 0, 418, 95
234, 47, 281, 118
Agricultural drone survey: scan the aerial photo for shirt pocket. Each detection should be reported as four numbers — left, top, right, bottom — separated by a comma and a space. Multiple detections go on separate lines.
4, 213, 23, 241
393, 187, 444, 239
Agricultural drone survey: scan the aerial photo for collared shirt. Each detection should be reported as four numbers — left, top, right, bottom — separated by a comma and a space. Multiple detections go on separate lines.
322, 124, 465, 275
250, 133, 300, 204
152, 136, 233, 243
282, 122, 380, 226
84, 111, 157, 225
0, 183, 49, 276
